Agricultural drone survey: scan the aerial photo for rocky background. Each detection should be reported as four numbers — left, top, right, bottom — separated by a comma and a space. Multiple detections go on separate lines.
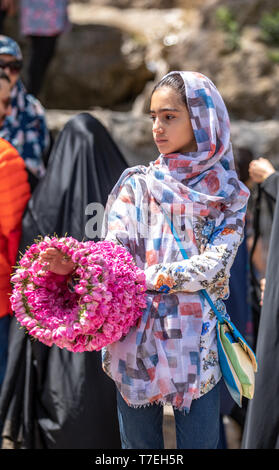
3, 0, 279, 168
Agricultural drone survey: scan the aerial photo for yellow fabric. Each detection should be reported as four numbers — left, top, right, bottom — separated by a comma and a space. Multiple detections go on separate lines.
221, 323, 255, 399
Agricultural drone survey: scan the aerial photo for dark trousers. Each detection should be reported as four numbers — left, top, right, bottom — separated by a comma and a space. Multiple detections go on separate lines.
27, 35, 58, 97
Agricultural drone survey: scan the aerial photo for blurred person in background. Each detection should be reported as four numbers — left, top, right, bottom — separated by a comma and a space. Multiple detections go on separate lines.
0, 68, 31, 446
218, 147, 255, 448
0, 0, 16, 32
242, 157, 279, 448
20, 0, 69, 97
0, 35, 50, 188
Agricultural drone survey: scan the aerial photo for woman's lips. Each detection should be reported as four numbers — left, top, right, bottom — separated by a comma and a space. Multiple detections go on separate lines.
155, 138, 168, 144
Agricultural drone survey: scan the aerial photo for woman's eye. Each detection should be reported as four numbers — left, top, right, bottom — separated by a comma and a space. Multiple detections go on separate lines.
166, 114, 174, 120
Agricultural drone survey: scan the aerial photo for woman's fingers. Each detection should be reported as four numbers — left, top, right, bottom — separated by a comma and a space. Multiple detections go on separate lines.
42, 247, 60, 256
40, 248, 61, 260
38, 248, 62, 271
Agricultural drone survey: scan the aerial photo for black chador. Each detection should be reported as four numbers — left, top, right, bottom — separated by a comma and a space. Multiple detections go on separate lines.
242, 172, 279, 449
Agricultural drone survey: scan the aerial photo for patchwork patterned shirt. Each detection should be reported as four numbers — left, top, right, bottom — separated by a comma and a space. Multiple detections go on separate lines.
102, 165, 247, 411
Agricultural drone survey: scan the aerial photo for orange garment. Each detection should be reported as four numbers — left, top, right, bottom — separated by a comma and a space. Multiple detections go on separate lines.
0, 138, 31, 318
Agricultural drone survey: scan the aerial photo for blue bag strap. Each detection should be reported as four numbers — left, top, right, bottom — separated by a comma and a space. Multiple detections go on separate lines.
161, 207, 224, 324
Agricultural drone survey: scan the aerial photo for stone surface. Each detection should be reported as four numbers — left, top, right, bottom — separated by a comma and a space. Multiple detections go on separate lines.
71, 0, 205, 9
4, 0, 278, 121
230, 119, 279, 168
41, 22, 154, 109
163, 25, 279, 120
4, 0, 279, 157
201, 0, 279, 28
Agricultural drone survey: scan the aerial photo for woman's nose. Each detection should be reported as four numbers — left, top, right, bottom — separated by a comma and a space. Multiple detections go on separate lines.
153, 117, 163, 133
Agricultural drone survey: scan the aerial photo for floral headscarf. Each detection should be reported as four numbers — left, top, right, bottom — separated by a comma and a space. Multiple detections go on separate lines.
106, 70, 249, 236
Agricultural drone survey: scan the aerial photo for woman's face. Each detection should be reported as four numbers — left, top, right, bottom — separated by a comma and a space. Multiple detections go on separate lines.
0, 54, 21, 88
150, 86, 197, 155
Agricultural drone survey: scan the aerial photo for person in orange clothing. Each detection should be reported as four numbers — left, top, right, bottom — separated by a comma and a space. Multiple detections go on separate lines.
0, 69, 31, 401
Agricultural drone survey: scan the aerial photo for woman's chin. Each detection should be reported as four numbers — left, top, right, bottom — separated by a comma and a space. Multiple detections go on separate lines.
156, 144, 172, 154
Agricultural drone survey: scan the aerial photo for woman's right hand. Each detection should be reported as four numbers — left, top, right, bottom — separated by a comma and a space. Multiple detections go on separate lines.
249, 158, 275, 184
39, 247, 76, 276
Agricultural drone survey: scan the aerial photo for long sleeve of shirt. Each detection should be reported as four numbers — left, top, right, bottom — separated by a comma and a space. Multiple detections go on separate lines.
103, 174, 247, 299
144, 213, 244, 297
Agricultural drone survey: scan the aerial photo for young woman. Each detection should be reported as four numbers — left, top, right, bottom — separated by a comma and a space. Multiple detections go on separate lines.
39, 71, 250, 449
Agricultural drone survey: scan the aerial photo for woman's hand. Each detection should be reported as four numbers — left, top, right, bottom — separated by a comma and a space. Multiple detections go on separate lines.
39, 247, 76, 276
249, 158, 275, 184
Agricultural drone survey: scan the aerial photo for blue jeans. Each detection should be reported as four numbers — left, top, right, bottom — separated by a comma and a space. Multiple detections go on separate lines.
117, 381, 220, 449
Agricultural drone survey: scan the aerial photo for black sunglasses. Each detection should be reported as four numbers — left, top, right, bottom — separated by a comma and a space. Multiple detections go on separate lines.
0, 59, 23, 73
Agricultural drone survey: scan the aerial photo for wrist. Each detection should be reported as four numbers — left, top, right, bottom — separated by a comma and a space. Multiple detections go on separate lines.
264, 169, 275, 180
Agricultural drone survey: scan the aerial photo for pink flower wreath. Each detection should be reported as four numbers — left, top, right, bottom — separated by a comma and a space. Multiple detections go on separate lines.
10, 236, 147, 352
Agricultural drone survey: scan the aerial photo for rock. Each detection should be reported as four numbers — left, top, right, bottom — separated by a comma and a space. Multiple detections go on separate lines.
3, 0, 279, 121
40, 3, 196, 109
71, 0, 204, 9
40, 23, 154, 109
68, 4, 196, 44
215, 27, 279, 120
230, 119, 279, 165
201, 0, 279, 28
162, 24, 279, 120
88, 0, 177, 8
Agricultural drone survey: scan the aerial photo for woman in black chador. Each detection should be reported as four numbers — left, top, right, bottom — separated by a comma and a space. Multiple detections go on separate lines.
242, 157, 279, 448
0, 112, 127, 449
